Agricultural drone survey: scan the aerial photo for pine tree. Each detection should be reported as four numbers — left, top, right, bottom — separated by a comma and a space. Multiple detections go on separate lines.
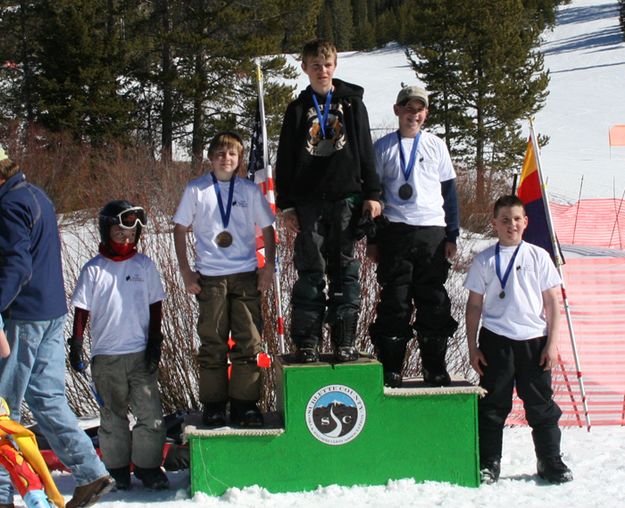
351, 0, 375, 50
407, 0, 549, 201
316, 0, 354, 49
0, 1, 46, 123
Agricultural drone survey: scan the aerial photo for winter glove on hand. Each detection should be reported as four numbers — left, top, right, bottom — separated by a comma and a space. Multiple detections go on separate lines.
145, 332, 163, 374
68, 336, 86, 373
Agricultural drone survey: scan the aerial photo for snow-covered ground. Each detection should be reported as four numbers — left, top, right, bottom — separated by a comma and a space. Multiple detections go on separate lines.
27, 1, 625, 507
49, 425, 624, 507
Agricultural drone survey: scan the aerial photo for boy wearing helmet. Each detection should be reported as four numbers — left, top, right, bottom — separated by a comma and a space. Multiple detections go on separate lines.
69, 200, 168, 491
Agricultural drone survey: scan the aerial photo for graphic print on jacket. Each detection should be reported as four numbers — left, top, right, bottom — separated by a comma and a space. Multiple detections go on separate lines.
306, 102, 347, 157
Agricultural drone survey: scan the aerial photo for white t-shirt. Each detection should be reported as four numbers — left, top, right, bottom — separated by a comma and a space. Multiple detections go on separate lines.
374, 130, 456, 226
463, 241, 561, 341
173, 173, 275, 276
71, 253, 166, 356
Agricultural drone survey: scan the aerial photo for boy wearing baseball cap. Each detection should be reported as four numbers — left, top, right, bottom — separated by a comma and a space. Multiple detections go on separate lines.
368, 85, 459, 388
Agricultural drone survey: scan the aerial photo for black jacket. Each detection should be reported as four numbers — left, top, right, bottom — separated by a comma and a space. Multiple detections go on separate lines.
275, 79, 380, 210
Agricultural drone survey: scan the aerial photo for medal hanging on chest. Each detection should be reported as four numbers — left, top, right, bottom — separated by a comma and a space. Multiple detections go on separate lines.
398, 183, 413, 200
312, 90, 334, 157
397, 131, 421, 200
495, 241, 522, 299
211, 172, 235, 248
316, 139, 334, 156
215, 231, 233, 248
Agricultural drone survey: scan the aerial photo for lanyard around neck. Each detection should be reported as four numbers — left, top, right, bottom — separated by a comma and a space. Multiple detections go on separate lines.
210, 172, 235, 229
312, 89, 333, 139
495, 241, 522, 296
397, 131, 421, 182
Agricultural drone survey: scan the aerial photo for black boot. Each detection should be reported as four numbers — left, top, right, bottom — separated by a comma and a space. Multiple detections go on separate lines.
292, 310, 323, 363
374, 336, 409, 388
230, 398, 264, 427
134, 466, 169, 490
294, 347, 320, 363
537, 455, 573, 484
332, 312, 359, 362
418, 335, 451, 386
202, 401, 227, 427
108, 465, 131, 490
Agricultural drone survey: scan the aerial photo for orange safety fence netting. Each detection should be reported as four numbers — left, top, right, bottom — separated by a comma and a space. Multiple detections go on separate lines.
550, 199, 625, 250
507, 257, 625, 427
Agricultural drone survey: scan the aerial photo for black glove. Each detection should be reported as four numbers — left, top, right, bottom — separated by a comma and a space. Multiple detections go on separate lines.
145, 332, 163, 374
68, 336, 86, 373
355, 212, 390, 241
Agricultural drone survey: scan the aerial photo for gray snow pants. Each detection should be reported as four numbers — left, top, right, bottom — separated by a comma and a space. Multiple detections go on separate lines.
91, 351, 166, 469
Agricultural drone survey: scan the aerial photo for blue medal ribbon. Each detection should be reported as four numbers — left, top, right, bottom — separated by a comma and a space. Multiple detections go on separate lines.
211, 172, 235, 229
396, 131, 421, 183
495, 241, 522, 298
312, 89, 334, 139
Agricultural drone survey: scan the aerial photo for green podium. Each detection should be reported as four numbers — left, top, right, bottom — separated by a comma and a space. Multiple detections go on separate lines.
185, 355, 482, 495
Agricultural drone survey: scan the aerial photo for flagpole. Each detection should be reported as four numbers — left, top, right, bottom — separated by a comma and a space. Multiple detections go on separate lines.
255, 62, 286, 354
529, 119, 591, 431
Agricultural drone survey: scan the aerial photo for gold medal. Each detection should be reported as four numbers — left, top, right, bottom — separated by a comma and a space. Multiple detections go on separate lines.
215, 231, 233, 248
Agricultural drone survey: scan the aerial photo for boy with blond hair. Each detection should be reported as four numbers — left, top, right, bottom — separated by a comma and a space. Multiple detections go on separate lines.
276, 39, 381, 363
464, 195, 572, 485
173, 131, 275, 428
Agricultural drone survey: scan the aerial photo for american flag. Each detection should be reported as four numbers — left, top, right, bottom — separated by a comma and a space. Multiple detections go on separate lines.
248, 100, 275, 211
248, 101, 265, 182
248, 99, 277, 256
247, 66, 285, 352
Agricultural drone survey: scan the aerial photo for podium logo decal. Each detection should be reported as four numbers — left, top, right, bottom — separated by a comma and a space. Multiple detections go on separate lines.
305, 384, 366, 445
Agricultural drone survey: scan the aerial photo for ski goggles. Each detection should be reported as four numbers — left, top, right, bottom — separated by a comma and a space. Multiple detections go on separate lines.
115, 207, 147, 229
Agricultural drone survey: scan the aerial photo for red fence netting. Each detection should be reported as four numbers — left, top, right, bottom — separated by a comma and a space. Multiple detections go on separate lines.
507, 257, 625, 427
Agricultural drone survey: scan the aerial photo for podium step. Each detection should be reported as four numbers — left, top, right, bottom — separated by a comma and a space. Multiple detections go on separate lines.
186, 355, 481, 495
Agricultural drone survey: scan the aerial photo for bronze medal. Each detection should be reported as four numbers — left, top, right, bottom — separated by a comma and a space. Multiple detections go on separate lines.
398, 183, 413, 200
316, 139, 334, 156
499, 290, 505, 299
215, 231, 233, 248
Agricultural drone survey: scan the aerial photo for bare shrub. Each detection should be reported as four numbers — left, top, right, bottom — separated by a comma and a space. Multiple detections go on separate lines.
457, 164, 510, 234
3, 125, 500, 421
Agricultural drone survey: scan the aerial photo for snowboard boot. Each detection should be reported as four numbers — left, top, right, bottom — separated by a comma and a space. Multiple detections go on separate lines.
294, 347, 320, 363
332, 313, 359, 363
374, 336, 409, 388
230, 398, 264, 428
479, 459, 501, 484
291, 310, 323, 363
108, 465, 131, 490
537, 455, 573, 484
134, 466, 169, 490
418, 335, 451, 387
202, 401, 227, 427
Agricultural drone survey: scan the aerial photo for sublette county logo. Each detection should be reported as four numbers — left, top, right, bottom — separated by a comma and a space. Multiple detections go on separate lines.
305, 384, 366, 445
